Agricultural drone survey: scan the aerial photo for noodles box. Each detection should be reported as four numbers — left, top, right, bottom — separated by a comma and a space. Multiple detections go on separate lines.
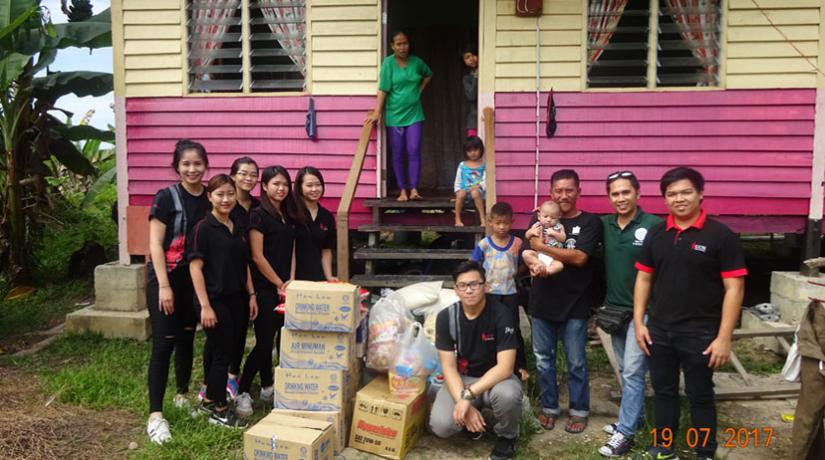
349, 376, 427, 460
274, 367, 351, 412
243, 413, 333, 460
271, 409, 349, 456
284, 281, 359, 332
279, 329, 356, 370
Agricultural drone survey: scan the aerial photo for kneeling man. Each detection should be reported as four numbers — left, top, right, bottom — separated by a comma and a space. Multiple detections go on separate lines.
429, 260, 522, 460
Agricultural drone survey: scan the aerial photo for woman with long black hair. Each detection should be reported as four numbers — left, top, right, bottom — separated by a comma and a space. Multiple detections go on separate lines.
293, 166, 337, 282
189, 174, 258, 427
235, 165, 302, 417
145, 139, 209, 444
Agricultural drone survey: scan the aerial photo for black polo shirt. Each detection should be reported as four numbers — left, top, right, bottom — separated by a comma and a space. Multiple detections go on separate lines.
249, 207, 295, 291
187, 213, 249, 299
527, 211, 602, 322
635, 209, 748, 333
229, 196, 261, 230
295, 205, 336, 281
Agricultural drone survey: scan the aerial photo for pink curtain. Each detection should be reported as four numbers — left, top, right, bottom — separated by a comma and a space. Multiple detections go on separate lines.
588, 0, 629, 69
665, 0, 720, 83
260, 0, 306, 76
191, 0, 236, 80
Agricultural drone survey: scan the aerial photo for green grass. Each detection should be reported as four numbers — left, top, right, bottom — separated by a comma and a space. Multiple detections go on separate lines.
6, 332, 268, 460
0, 280, 91, 340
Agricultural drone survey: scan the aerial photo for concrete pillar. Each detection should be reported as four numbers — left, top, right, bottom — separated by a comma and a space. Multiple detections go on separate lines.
66, 262, 150, 340
770, 271, 825, 325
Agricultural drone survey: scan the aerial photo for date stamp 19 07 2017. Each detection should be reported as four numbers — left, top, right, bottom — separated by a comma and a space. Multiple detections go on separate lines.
651, 427, 775, 449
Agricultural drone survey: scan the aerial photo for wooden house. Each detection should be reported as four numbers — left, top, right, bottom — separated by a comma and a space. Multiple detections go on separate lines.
112, 0, 825, 283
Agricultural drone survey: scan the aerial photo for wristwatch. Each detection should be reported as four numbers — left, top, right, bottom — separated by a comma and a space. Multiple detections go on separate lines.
461, 386, 476, 401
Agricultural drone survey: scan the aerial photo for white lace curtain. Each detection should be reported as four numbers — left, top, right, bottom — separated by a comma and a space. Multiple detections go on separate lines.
260, 0, 306, 76
190, 0, 237, 80
587, 0, 629, 69
664, 0, 720, 84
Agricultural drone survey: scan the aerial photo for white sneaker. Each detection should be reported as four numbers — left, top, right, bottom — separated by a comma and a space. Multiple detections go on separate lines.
147, 416, 171, 445
259, 386, 274, 402
235, 392, 254, 418
173, 393, 190, 409
602, 423, 617, 435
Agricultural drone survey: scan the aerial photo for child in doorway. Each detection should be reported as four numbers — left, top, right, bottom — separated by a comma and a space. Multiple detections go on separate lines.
522, 200, 565, 275
453, 136, 486, 227
471, 202, 529, 381
462, 45, 479, 137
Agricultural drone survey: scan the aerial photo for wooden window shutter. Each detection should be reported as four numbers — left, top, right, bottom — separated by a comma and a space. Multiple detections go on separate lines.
187, 0, 244, 93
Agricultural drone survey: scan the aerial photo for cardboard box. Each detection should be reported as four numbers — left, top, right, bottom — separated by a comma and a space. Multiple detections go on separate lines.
243, 413, 333, 460
279, 328, 356, 370
274, 367, 351, 412
271, 409, 349, 456
349, 376, 427, 460
285, 281, 359, 332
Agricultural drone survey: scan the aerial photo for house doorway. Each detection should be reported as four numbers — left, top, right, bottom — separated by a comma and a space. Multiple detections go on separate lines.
384, 0, 479, 196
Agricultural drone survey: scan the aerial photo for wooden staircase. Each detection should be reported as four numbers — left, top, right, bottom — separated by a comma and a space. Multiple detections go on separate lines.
337, 108, 495, 290
349, 199, 485, 288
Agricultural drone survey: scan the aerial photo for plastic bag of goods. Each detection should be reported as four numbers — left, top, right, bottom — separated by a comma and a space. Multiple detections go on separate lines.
366, 293, 413, 373
389, 322, 439, 396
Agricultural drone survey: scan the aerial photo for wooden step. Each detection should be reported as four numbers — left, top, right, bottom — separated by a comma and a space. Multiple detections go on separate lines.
363, 198, 475, 210
350, 274, 454, 288
353, 248, 472, 260
358, 224, 485, 233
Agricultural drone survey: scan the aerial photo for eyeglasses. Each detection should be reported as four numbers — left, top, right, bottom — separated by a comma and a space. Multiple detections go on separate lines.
606, 171, 635, 181
455, 280, 484, 291
235, 171, 258, 179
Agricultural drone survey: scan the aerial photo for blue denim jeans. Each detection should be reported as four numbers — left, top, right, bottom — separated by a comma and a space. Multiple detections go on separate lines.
610, 317, 648, 437
531, 317, 589, 417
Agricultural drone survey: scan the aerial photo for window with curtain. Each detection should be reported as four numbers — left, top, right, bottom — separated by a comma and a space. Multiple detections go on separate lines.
187, 0, 306, 93
586, 0, 721, 88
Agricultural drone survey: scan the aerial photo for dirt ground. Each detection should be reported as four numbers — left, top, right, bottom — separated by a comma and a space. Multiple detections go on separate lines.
0, 365, 142, 460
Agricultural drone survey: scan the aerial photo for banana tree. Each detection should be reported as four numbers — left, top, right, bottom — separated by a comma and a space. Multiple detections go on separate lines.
0, 0, 112, 284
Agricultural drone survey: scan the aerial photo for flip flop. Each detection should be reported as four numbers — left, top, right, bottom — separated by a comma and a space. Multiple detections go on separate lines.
409, 192, 424, 200
537, 414, 557, 430
565, 416, 588, 434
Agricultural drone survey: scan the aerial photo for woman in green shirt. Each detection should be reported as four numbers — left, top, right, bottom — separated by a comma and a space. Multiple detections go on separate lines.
365, 31, 433, 201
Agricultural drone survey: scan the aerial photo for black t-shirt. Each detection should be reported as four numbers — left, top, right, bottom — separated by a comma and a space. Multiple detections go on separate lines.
229, 196, 261, 230
526, 211, 602, 322
249, 207, 295, 291
188, 213, 250, 299
435, 296, 518, 377
294, 205, 336, 281
635, 211, 748, 333
148, 184, 209, 274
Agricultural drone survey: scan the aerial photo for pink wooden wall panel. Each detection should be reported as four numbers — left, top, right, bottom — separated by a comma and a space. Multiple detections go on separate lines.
125, 96, 378, 228
494, 89, 816, 232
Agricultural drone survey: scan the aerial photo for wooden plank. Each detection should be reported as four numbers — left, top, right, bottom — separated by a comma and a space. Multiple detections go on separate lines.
727, 25, 819, 42
726, 73, 817, 88
727, 57, 818, 74
363, 198, 457, 209
312, 82, 377, 95
125, 69, 183, 84
495, 88, 816, 107
731, 327, 797, 338
496, 120, 814, 137
495, 77, 582, 92
111, 0, 126, 96
124, 25, 181, 40
729, 9, 821, 26
123, 0, 182, 10
596, 327, 624, 390
496, 14, 582, 31
312, 20, 379, 36
496, 45, 582, 63
353, 248, 472, 260
125, 83, 184, 97
496, 30, 582, 47
727, 350, 753, 386
496, 0, 581, 15
358, 224, 485, 233
496, 105, 816, 123
312, 67, 377, 82
729, 0, 819, 8
494, 151, 813, 167
124, 54, 182, 70
123, 10, 180, 25
312, 0, 377, 5
349, 274, 454, 289
313, 51, 376, 67
126, 205, 150, 255
337, 118, 375, 281
726, 41, 818, 58
483, 106, 496, 218
311, 5, 377, 20
124, 40, 181, 55
496, 62, 581, 78
611, 384, 801, 401
312, 35, 377, 51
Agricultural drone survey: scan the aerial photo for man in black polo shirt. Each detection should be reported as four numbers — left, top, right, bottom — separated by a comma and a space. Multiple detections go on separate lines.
525, 169, 602, 434
429, 261, 522, 460
633, 167, 747, 460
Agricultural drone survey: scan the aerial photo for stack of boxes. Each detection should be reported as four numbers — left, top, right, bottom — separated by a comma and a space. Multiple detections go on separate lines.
270, 281, 363, 456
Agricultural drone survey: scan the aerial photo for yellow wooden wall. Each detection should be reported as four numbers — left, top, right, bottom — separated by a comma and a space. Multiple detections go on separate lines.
309, 0, 381, 95
726, 0, 822, 88
489, 0, 584, 92
113, 0, 184, 97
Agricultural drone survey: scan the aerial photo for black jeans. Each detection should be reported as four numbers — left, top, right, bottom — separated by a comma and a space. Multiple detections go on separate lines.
204, 296, 248, 378
200, 293, 244, 406
146, 267, 197, 413
649, 326, 717, 457
488, 293, 527, 371
240, 288, 283, 393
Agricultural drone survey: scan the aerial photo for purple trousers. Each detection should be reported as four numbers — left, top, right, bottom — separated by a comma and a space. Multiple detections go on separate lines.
387, 121, 423, 190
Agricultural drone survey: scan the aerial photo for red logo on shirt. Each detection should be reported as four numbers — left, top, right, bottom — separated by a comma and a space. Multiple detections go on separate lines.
481, 332, 495, 342
457, 357, 469, 374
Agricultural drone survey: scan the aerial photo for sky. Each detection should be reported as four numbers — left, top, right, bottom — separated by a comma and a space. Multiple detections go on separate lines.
41, 0, 114, 130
